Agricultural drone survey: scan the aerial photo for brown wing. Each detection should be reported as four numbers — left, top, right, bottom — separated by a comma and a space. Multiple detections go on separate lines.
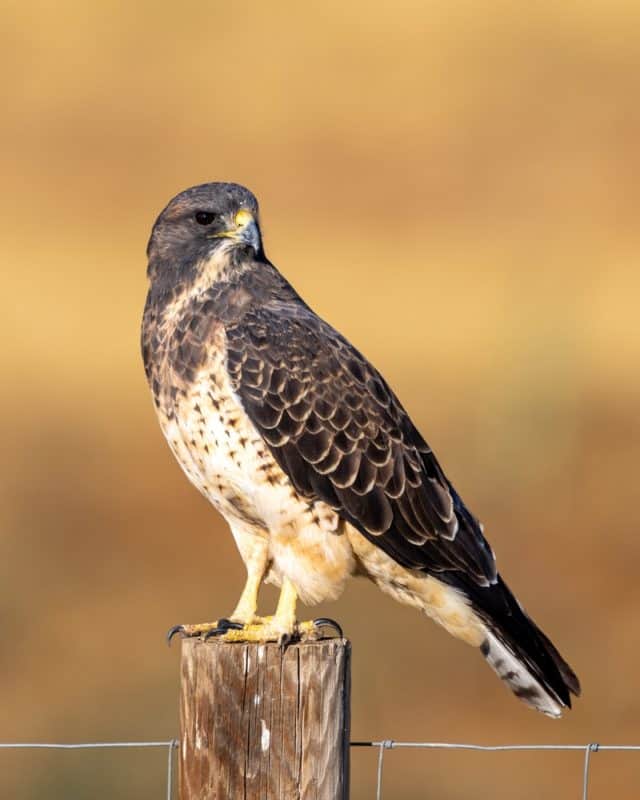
226, 299, 497, 587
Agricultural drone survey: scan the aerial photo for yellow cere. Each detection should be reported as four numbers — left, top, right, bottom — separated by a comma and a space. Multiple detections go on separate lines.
234, 209, 254, 228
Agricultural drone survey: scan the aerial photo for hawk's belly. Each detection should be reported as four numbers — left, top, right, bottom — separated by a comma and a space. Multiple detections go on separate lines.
157, 343, 354, 605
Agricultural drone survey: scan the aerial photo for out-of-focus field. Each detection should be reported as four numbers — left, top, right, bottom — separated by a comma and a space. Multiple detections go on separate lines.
1, 2, 639, 798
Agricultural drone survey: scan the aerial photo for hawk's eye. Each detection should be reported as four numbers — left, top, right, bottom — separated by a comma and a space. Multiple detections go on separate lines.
195, 211, 216, 226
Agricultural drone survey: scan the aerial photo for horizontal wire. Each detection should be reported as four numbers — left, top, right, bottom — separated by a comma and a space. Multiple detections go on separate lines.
0, 740, 638, 752
0, 741, 178, 750
351, 741, 640, 751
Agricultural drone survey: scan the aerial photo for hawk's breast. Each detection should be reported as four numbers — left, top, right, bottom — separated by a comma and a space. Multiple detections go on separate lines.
158, 323, 291, 527
143, 285, 355, 604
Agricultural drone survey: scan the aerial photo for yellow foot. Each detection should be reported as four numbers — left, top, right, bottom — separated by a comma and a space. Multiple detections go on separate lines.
166, 618, 245, 645
217, 617, 343, 646
219, 619, 293, 645
167, 617, 343, 646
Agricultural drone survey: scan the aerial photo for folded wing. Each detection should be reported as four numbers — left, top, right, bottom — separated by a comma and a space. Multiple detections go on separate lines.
226, 299, 497, 588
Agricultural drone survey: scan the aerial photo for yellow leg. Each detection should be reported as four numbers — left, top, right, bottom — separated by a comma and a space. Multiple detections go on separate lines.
274, 577, 298, 630
221, 577, 299, 643
229, 571, 261, 622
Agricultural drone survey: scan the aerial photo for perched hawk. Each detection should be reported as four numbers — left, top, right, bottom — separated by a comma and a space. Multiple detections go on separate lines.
141, 182, 580, 717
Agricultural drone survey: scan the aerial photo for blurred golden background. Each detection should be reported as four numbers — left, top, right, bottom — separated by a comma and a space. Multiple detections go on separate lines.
2, 1, 639, 797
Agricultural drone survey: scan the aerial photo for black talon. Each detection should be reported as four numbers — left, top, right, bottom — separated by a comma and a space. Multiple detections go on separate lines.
202, 618, 244, 642
313, 618, 343, 638
166, 625, 185, 646
202, 628, 224, 641
217, 617, 244, 631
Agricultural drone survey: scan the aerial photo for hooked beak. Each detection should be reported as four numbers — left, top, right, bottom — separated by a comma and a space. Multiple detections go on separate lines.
210, 208, 261, 252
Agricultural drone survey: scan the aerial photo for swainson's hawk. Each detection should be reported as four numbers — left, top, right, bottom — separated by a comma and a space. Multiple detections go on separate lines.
141, 182, 580, 717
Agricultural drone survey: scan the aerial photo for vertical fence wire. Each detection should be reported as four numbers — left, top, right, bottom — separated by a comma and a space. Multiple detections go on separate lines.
374, 740, 385, 800
167, 739, 177, 800
582, 743, 599, 800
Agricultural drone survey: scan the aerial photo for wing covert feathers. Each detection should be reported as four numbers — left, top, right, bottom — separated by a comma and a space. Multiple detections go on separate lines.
226, 300, 496, 586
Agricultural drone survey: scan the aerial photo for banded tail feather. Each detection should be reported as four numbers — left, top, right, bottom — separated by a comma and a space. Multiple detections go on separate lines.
474, 577, 580, 717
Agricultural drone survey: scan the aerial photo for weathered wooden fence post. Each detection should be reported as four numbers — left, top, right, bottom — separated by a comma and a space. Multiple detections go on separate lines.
179, 638, 351, 800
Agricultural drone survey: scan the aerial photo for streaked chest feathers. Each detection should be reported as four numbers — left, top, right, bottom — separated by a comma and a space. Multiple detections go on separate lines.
144, 297, 354, 605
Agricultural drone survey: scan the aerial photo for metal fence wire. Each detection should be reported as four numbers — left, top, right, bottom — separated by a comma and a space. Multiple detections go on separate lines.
1, 738, 639, 799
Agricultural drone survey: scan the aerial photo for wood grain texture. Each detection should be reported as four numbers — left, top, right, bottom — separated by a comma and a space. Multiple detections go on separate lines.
179, 638, 351, 800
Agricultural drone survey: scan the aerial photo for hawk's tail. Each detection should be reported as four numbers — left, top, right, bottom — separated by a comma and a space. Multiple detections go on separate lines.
474, 576, 581, 718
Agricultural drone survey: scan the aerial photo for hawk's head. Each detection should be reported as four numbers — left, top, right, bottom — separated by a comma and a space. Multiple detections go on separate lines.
147, 182, 264, 285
